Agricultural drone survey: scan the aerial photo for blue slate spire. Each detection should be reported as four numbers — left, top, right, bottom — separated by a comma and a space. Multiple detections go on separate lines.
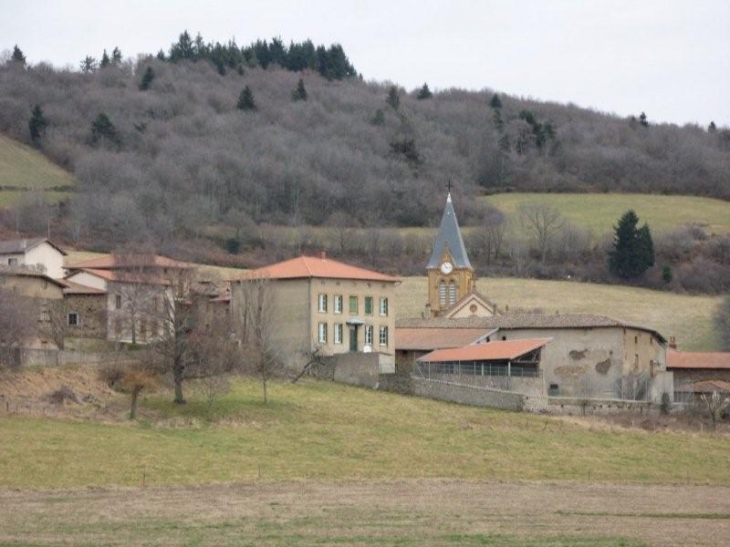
427, 192, 472, 269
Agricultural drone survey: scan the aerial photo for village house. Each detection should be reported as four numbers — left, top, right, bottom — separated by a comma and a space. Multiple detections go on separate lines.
666, 341, 730, 402
231, 252, 399, 373
0, 238, 67, 279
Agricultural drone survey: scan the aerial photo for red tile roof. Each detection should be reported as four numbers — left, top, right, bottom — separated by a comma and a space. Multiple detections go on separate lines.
396, 327, 493, 351
61, 279, 107, 295
675, 380, 730, 393
667, 350, 730, 370
418, 338, 551, 363
66, 254, 189, 270
236, 255, 399, 283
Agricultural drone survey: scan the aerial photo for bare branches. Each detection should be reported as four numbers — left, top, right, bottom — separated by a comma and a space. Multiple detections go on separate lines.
518, 203, 564, 265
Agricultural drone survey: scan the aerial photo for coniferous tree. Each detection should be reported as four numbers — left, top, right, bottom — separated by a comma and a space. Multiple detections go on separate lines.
111, 47, 122, 65
490, 93, 502, 109
237, 86, 256, 111
709, 121, 717, 132
90, 113, 120, 148
416, 83, 432, 100
608, 210, 654, 279
639, 112, 649, 127
100, 49, 110, 68
80, 56, 97, 73
11, 45, 26, 65
28, 105, 48, 144
386, 86, 400, 110
292, 78, 308, 101
139, 66, 155, 90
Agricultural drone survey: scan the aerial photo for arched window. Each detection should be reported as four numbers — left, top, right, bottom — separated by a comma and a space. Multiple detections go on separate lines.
439, 280, 446, 306
449, 281, 457, 306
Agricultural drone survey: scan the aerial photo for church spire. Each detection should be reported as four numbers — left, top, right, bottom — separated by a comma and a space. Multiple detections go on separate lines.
427, 192, 472, 270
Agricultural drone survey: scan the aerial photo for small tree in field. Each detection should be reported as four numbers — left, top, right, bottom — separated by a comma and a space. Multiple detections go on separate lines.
609, 210, 655, 279
237, 86, 256, 111
701, 390, 730, 428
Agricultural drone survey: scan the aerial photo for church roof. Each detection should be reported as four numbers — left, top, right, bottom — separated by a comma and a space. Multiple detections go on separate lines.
426, 193, 472, 269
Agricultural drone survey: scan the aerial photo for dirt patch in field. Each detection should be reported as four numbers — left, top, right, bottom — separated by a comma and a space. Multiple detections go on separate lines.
555, 410, 730, 436
0, 480, 728, 546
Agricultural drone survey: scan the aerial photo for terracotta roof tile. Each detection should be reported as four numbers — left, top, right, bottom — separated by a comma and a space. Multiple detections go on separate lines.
236, 255, 398, 283
81, 268, 171, 286
667, 350, 730, 370
418, 338, 551, 363
675, 380, 730, 393
396, 327, 494, 351
61, 279, 107, 295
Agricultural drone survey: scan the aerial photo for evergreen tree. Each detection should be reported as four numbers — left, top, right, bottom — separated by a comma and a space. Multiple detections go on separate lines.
80, 56, 97, 73
639, 112, 649, 127
237, 86, 256, 111
11, 45, 26, 65
490, 93, 502, 109
28, 105, 48, 144
416, 83, 432, 100
292, 78, 308, 101
709, 121, 717, 132
169, 31, 195, 61
386, 86, 400, 110
90, 113, 120, 148
111, 47, 122, 65
139, 66, 155, 90
370, 109, 385, 126
100, 49, 111, 68
608, 210, 655, 279
156, 49, 167, 61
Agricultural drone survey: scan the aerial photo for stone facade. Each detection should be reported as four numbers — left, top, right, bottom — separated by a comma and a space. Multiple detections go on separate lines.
64, 293, 107, 340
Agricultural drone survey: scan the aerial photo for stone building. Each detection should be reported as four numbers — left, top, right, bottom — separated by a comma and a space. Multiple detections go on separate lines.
231, 252, 399, 373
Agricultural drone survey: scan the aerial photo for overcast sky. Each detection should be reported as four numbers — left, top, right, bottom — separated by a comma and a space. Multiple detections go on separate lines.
2, 0, 728, 126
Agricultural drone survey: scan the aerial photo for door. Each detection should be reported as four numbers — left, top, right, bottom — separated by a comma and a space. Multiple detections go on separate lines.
349, 325, 358, 352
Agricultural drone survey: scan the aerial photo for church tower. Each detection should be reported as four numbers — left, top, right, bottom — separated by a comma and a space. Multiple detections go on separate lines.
426, 192, 475, 316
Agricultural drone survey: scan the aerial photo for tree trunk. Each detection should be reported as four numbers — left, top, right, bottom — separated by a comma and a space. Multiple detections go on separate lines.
173, 363, 186, 404
262, 376, 268, 404
130, 386, 142, 419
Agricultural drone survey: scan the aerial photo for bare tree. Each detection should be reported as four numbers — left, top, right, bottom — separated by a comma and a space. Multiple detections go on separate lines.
0, 283, 35, 368
235, 276, 284, 403
701, 390, 730, 428
519, 203, 564, 264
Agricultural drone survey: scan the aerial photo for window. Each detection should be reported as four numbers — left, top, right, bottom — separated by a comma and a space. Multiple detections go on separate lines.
8, 257, 18, 266
379, 326, 389, 347
318, 322, 328, 343
115, 294, 122, 309
379, 297, 389, 316
364, 296, 373, 315
365, 325, 373, 346
449, 281, 457, 306
334, 323, 343, 344
39, 307, 50, 322
318, 293, 328, 313
439, 280, 446, 306
349, 295, 358, 314
334, 295, 343, 314
67, 313, 79, 326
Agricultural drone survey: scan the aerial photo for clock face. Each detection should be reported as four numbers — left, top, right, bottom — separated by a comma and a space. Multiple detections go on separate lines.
440, 261, 453, 274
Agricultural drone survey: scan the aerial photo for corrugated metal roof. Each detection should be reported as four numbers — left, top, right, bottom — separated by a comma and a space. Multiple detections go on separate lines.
426, 193, 472, 270
234, 255, 399, 283
396, 314, 666, 342
396, 327, 492, 351
667, 350, 730, 370
418, 338, 551, 363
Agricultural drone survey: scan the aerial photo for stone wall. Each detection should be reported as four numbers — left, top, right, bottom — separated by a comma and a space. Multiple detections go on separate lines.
18, 348, 136, 368
410, 378, 524, 411
64, 294, 107, 339
424, 372, 544, 397
320, 352, 382, 388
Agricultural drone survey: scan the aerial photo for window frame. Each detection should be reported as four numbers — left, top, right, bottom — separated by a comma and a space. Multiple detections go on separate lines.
379, 325, 389, 347
67, 312, 79, 327
334, 323, 343, 344
364, 296, 373, 315
318, 322, 328, 343
349, 295, 358, 314
333, 294, 343, 314
379, 297, 388, 316
364, 325, 373, 346
318, 293, 328, 313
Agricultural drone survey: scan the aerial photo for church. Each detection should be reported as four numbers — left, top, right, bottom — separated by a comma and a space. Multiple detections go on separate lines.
425, 192, 498, 318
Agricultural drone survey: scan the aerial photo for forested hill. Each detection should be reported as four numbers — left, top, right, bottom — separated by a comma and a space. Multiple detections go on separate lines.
0, 34, 729, 247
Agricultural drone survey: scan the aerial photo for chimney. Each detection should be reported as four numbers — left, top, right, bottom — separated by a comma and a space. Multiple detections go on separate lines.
668, 336, 677, 350
316, 250, 327, 260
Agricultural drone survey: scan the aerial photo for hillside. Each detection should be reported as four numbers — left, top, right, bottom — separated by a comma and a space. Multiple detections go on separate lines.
0, 134, 73, 206
1, 38, 729, 249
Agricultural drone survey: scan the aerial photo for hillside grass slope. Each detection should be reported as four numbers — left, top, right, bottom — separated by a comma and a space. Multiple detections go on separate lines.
1, 376, 728, 489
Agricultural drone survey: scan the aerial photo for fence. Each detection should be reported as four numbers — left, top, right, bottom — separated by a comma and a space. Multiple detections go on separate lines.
416, 362, 541, 379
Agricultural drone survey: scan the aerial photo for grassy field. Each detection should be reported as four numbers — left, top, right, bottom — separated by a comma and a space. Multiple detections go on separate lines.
1, 377, 729, 489
3, 480, 729, 546
483, 192, 730, 236
396, 277, 722, 351
0, 134, 74, 206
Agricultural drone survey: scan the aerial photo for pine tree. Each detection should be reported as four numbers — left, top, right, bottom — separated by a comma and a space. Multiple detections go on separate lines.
386, 86, 400, 110
139, 66, 155, 90
28, 105, 48, 144
100, 49, 110, 68
292, 78, 308, 101
639, 112, 649, 127
80, 56, 97, 73
237, 86, 256, 111
416, 83, 432, 100
90, 113, 120, 148
111, 47, 122, 65
608, 210, 654, 279
11, 45, 26, 65
709, 121, 717, 132
490, 94, 502, 109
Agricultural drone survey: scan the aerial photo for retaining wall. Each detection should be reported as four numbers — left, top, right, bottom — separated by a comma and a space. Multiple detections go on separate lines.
18, 348, 135, 368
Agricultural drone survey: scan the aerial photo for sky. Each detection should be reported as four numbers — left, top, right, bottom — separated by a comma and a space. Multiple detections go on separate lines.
2, 0, 729, 126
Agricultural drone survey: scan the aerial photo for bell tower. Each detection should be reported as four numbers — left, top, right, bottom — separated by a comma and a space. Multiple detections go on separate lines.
426, 192, 475, 316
